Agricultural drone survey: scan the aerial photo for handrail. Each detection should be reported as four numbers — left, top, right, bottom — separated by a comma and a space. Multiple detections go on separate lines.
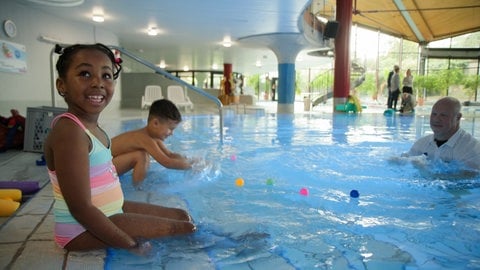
109, 45, 224, 142
48, 44, 224, 142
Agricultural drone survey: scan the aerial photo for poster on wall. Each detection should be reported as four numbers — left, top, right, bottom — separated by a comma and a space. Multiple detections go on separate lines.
0, 40, 27, 74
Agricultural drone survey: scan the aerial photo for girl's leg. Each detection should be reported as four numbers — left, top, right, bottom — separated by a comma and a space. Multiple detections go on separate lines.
65, 212, 195, 251
123, 200, 192, 221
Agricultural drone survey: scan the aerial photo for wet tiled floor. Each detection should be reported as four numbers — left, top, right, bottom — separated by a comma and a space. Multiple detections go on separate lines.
0, 103, 268, 269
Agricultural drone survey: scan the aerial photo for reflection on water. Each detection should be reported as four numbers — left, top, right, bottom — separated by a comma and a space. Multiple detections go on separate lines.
105, 113, 480, 270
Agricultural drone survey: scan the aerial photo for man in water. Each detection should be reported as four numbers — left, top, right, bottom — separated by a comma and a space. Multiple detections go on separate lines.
404, 97, 480, 170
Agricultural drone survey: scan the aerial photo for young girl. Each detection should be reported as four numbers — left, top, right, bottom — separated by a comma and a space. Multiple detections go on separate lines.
43, 43, 195, 253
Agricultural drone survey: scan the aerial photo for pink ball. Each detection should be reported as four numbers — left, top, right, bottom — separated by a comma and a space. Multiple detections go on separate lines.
230, 155, 237, 161
299, 187, 309, 196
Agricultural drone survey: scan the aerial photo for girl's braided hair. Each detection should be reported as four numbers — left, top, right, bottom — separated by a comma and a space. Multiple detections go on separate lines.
54, 43, 122, 79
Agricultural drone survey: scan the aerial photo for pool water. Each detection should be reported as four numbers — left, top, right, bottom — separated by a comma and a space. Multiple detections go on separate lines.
104, 112, 480, 270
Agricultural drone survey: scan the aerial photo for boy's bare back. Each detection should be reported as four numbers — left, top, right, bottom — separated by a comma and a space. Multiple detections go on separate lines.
111, 127, 161, 157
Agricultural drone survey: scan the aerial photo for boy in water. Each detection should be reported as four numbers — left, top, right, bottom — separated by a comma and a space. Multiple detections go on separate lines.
112, 99, 193, 185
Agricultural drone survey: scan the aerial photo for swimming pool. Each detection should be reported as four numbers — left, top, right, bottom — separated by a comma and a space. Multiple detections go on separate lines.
104, 111, 480, 270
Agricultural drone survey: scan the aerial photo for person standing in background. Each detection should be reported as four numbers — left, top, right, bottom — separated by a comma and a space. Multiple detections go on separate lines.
387, 65, 396, 109
271, 78, 277, 101
402, 69, 413, 94
387, 65, 400, 110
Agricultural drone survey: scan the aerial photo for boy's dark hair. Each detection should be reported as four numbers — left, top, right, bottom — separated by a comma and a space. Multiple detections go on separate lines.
55, 43, 122, 80
148, 99, 182, 123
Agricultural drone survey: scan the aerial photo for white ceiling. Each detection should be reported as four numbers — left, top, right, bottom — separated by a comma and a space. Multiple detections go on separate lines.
19, 0, 334, 75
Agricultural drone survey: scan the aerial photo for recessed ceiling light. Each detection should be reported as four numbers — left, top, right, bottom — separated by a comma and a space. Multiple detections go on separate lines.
222, 36, 232, 47
212, 63, 218, 70
255, 60, 262, 67
315, 15, 329, 24
159, 60, 166, 68
183, 65, 189, 71
92, 14, 104, 22
147, 27, 158, 36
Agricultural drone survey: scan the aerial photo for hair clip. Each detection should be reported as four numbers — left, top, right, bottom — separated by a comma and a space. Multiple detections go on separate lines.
54, 44, 64, 54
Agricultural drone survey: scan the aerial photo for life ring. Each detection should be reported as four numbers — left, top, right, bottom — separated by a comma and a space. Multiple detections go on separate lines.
0, 198, 20, 217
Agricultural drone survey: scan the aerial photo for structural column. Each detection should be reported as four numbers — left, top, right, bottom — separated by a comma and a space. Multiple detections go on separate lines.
333, 0, 353, 110
271, 38, 301, 114
223, 63, 232, 96
277, 63, 296, 113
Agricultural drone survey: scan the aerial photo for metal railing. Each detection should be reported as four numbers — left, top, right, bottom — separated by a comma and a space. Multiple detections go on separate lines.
49, 44, 224, 142
109, 46, 224, 142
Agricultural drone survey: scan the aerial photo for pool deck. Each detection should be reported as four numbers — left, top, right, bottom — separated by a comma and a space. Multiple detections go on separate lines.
0, 99, 475, 269
0, 102, 274, 269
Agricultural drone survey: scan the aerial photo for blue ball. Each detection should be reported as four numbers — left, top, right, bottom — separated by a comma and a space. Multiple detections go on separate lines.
350, 189, 359, 198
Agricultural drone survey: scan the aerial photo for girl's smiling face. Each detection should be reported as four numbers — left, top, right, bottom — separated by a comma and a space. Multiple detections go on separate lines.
56, 49, 115, 115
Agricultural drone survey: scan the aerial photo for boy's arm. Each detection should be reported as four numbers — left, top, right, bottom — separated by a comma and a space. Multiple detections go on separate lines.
150, 139, 192, 169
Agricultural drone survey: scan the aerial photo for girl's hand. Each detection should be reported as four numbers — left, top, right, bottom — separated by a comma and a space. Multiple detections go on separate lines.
129, 239, 153, 257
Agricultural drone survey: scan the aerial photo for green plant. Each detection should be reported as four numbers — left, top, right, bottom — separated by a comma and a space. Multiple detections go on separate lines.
463, 74, 480, 100
355, 73, 376, 95
246, 74, 260, 95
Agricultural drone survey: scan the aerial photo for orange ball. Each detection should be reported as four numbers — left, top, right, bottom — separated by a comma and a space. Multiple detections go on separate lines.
235, 178, 244, 187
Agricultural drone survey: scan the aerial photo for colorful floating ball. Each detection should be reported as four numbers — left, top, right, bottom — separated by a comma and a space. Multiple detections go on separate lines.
266, 178, 274, 185
383, 109, 395, 116
235, 178, 244, 187
230, 155, 237, 161
350, 189, 360, 198
299, 187, 309, 196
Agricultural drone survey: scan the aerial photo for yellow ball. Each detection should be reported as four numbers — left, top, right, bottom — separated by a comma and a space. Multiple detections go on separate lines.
235, 178, 244, 187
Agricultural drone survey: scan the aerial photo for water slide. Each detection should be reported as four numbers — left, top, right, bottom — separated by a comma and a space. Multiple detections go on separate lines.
311, 73, 365, 108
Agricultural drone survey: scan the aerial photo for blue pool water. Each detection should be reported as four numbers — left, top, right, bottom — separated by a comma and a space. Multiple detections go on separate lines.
104, 112, 480, 270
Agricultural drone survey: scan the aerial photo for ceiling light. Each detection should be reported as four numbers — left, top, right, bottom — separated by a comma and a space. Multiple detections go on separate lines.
315, 15, 329, 24
183, 65, 189, 71
255, 60, 262, 67
147, 27, 158, 36
212, 63, 218, 70
28, 0, 84, 7
92, 14, 104, 22
159, 60, 166, 69
222, 37, 232, 47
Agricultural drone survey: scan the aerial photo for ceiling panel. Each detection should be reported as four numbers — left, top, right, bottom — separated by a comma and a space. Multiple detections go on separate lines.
16, 0, 480, 74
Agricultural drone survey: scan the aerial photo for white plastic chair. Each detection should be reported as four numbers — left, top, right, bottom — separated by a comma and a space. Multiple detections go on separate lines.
141, 85, 163, 109
167, 85, 194, 111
